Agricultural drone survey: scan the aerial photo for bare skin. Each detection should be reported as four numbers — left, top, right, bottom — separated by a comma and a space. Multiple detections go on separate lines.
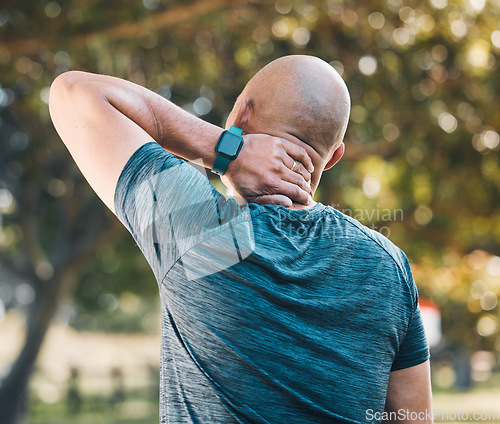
384, 360, 433, 423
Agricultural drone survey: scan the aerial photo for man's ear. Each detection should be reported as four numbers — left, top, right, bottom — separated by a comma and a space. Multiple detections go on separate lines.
229, 98, 252, 132
324, 142, 345, 170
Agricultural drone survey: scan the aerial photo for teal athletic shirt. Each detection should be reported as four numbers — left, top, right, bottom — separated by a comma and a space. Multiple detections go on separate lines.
114, 142, 429, 424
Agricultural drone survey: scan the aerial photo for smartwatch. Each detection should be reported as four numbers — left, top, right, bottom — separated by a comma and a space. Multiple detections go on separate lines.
211, 125, 244, 176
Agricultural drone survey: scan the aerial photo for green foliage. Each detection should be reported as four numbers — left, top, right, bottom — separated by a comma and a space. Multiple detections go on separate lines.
0, 0, 499, 355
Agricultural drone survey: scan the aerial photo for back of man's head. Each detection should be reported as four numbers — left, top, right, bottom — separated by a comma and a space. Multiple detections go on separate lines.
241, 55, 351, 158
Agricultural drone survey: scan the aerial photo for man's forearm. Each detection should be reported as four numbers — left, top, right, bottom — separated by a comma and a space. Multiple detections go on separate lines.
66, 71, 222, 166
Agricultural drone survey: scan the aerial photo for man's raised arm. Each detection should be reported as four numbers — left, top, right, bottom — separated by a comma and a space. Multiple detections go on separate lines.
49, 71, 313, 213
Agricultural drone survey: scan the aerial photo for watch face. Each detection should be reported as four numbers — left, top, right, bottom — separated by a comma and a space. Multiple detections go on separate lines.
217, 131, 243, 157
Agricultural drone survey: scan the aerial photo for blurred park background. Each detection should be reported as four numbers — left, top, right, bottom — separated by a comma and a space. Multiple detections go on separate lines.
0, 0, 499, 422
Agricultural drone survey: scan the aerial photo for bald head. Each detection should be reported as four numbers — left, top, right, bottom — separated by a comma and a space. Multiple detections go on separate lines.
237, 55, 350, 158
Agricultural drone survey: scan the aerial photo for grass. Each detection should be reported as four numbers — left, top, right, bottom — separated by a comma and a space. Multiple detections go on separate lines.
28, 390, 159, 424
27, 375, 500, 423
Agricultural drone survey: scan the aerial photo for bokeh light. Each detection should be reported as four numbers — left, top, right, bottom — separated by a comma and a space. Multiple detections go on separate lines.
358, 55, 377, 76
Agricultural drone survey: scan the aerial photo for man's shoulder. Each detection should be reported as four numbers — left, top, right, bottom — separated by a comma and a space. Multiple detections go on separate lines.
247, 202, 412, 282
328, 205, 412, 281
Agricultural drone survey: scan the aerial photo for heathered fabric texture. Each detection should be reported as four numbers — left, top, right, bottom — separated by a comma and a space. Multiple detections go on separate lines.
114, 142, 429, 424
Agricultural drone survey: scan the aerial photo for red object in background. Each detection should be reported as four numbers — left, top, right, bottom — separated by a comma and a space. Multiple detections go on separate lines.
419, 299, 442, 348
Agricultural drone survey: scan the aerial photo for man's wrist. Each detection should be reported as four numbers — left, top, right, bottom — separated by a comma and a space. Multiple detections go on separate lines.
211, 125, 244, 176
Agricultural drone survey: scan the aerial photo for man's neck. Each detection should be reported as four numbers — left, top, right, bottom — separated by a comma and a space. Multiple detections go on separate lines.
289, 199, 318, 210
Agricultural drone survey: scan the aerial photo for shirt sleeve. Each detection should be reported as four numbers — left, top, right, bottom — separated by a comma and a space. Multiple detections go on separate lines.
391, 301, 430, 371
391, 254, 430, 371
113, 142, 254, 286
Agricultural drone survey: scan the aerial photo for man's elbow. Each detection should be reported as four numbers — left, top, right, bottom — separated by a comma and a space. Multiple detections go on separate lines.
49, 72, 73, 116
49, 71, 103, 136
49, 71, 87, 109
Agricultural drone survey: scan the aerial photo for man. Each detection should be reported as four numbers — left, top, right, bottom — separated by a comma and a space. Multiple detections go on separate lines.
49, 55, 432, 423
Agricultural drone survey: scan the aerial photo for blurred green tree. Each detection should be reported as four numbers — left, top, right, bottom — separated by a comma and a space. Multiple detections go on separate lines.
0, 0, 499, 422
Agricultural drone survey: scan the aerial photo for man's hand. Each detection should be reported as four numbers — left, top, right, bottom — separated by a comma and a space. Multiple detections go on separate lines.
224, 134, 314, 207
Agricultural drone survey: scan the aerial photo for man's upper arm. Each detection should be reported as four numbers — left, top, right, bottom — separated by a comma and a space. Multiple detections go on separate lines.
49, 71, 151, 212
384, 360, 433, 423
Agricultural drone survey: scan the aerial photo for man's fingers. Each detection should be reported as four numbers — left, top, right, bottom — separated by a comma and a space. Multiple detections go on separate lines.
282, 167, 312, 195
252, 194, 293, 208
282, 156, 311, 185
280, 140, 314, 174
277, 180, 312, 205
